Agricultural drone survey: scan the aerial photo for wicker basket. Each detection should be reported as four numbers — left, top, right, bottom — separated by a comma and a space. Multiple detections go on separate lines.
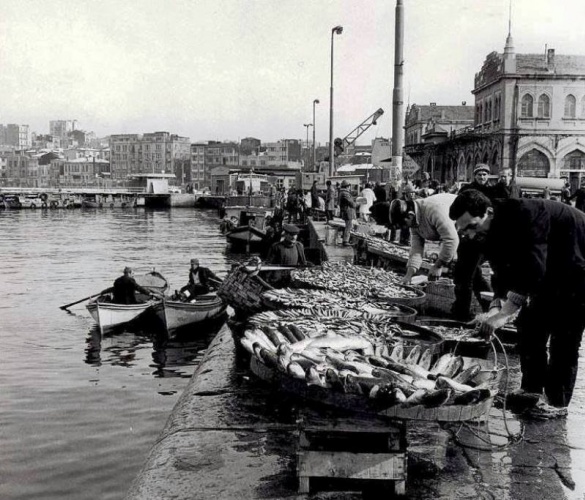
217, 264, 275, 316
420, 280, 483, 317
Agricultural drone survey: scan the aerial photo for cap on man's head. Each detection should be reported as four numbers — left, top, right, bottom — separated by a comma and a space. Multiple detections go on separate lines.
124, 266, 133, 275
190, 258, 200, 265
474, 164, 490, 175
341, 180, 350, 188
282, 223, 300, 235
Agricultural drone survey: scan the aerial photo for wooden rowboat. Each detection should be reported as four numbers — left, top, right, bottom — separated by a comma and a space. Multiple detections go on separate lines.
86, 298, 158, 333
152, 294, 227, 337
86, 271, 168, 333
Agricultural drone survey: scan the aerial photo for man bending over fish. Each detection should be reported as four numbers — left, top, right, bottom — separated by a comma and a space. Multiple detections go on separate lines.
449, 189, 585, 419
389, 193, 459, 285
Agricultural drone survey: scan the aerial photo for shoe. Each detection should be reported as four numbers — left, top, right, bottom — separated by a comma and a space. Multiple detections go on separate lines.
523, 400, 568, 420
505, 390, 541, 412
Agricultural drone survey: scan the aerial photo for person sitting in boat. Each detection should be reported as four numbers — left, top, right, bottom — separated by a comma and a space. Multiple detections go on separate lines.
177, 259, 222, 301
266, 224, 308, 286
105, 267, 161, 305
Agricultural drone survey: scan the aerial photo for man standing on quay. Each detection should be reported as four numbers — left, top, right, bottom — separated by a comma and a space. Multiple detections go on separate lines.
449, 190, 585, 419
338, 180, 356, 247
451, 163, 509, 320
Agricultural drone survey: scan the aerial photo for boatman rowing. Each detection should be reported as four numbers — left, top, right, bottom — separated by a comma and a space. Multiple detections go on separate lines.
104, 267, 162, 304
177, 258, 222, 301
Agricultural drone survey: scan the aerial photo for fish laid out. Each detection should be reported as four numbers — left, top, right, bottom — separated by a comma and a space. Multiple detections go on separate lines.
290, 261, 422, 301
241, 324, 495, 409
262, 288, 417, 319
248, 309, 421, 343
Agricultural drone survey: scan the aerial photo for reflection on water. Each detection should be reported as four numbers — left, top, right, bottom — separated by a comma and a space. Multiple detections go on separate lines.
0, 208, 230, 500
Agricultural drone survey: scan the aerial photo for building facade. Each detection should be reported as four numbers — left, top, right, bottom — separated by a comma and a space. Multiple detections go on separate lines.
109, 132, 190, 185
405, 34, 585, 188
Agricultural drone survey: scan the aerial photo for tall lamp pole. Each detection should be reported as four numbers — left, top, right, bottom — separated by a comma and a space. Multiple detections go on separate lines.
329, 25, 343, 178
313, 98, 319, 170
303, 123, 312, 171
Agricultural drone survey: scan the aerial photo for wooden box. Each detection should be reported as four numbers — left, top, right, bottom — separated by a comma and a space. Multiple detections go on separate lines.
296, 409, 407, 495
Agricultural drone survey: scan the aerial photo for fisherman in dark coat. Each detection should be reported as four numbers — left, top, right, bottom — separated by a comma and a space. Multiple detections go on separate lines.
110, 267, 158, 304
178, 258, 221, 300
450, 190, 585, 419
267, 224, 307, 286
452, 163, 509, 320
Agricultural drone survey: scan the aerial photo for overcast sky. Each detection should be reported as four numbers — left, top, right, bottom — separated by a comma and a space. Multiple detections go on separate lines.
1, 0, 583, 145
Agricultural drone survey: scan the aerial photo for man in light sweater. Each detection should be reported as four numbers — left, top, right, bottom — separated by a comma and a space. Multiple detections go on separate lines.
389, 193, 459, 284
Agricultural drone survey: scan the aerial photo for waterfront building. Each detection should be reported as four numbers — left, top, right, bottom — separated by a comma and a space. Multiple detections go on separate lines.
109, 132, 190, 186
405, 32, 585, 188
240, 137, 261, 155
51, 156, 110, 187
264, 139, 302, 168
190, 143, 206, 190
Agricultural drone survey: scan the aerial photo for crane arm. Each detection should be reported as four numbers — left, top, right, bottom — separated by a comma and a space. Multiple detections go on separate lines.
334, 108, 384, 157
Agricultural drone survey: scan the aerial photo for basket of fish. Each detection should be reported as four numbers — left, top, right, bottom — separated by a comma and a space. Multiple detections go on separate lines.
217, 260, 275, 316
241, 323, 501, 422
290, 261, 426, 307
261, 288, 418, 322
246, 309, 440, 352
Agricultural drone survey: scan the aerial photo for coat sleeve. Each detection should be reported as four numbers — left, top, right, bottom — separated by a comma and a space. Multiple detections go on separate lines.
297, 242, 307, 266
407, 229, 425, 271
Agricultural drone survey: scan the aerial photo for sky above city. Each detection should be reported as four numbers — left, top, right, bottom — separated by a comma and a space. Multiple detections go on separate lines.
1, 0, 583, 145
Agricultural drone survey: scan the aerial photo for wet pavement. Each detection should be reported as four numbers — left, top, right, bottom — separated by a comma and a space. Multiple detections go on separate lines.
126, 323, 585, 499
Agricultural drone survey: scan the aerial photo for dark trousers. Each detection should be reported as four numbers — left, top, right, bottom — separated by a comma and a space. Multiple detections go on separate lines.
452, 238, 492, 320
326, 209, 334, 221
517, 296, 585, 407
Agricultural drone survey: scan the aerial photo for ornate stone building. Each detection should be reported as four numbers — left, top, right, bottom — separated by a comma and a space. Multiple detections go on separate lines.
405, 32, 585, 189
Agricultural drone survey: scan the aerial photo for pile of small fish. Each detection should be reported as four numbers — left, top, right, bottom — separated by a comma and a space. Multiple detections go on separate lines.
363, 235, 412, 260
426, 324, 483, 342
241, 325, 496, 408
262, 288, 417, 319
291, 262, 422, 301
249, 308, 405, 341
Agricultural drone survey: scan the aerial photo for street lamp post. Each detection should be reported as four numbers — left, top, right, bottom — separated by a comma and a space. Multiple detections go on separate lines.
313, 98, 319, 170
303, 123, 313, 171
329, 25, 343, 178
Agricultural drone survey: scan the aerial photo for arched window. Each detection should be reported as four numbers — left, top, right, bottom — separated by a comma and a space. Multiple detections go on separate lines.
537, 94, 550, 118
563, 150, 585, 171
484, 102, 489, 123
565, 94, 576, 118
521, 94, 533, 117
494, 96, 500, 120
478, 103, 483, 124
517, 149, 550, 177
581, 96, 585, 118
487, 99, 492, 121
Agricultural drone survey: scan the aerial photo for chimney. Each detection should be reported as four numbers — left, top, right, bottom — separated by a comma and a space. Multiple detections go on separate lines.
547, 48, 555, 69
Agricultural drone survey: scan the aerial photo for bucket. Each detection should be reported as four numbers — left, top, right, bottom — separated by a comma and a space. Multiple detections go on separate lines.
325, 224, 337, 246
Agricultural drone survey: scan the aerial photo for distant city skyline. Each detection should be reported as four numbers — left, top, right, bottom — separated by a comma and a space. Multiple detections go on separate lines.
1, 0, 583, 145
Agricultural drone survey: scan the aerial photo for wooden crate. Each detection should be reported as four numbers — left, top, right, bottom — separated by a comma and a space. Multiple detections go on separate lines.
421, 280, 483, 317
296, 409, 407, 495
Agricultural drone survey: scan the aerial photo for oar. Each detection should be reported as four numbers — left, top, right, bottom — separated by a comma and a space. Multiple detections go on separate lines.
60, 292, 103, 311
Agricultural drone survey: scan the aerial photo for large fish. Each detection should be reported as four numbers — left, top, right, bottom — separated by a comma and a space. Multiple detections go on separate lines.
420, 388, 452, 408
417, 348, 434, 371
277, 324, 297, 343
286, 362, 307, 380
244, 329, 277, 352
308, 335, 374, 354
453, 364, 482, 385
430, 353, 454, 375
435, 375, 475, 393
453, 388, 491, 405
389, 344, 405, 362
325, 368, 345, 392
288, 324, 306, 341
261, 326, 285, 348
404, 345, 422, 365
306, 366, 327, 387
240, 337, 256, 354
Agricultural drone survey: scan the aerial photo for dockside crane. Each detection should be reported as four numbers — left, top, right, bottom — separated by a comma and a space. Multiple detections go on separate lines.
297, 107, 384, 190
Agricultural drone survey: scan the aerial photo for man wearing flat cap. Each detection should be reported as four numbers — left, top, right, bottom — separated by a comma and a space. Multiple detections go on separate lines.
452, 163, 510, 320
178, 258, 222, 300
338, 179, 356, 246
267, 223, 307, 286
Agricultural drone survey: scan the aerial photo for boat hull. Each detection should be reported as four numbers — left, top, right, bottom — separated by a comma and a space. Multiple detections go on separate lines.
154, 296, 227, 336
86, 299, 156, 331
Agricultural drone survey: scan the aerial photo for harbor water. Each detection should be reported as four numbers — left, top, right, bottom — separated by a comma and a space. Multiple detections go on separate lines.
0, 208, 230, 500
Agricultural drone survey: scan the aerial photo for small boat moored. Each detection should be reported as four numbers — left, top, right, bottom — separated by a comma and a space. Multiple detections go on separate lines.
153, 293, 227, 338
86, 270, 168, 333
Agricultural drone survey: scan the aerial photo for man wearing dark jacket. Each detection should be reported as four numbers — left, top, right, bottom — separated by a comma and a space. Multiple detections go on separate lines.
450, 190, 585, 419
267, 223, 307, 286
110, 267, 158, 304
338, 180, 356, 246
452, 163, 509, 320
179, 259, 221, 299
